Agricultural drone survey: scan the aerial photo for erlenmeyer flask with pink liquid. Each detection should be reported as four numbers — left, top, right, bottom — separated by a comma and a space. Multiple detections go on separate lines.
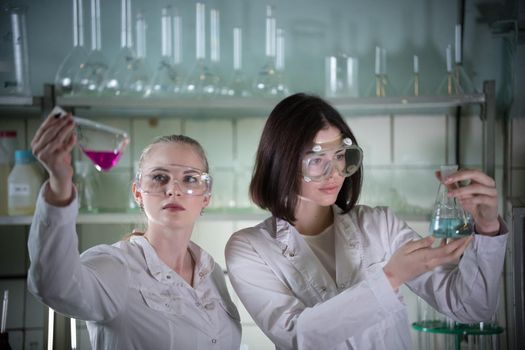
74, 117, 129, 171
51, 106, 129, 172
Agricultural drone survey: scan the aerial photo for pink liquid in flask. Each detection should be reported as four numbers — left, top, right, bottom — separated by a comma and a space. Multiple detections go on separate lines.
82, 149, 122, 171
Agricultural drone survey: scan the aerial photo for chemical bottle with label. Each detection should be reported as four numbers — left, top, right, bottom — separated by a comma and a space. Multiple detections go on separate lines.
7, 150, 44, 216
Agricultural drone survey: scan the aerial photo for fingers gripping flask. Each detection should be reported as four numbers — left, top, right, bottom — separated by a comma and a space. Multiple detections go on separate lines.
429, 165, 472, 238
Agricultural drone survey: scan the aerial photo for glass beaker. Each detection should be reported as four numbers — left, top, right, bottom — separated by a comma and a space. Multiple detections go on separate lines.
429, 165, 472, 238
325, 54, 359, 98
0, 5, 31, 96
55, 0, 88, 96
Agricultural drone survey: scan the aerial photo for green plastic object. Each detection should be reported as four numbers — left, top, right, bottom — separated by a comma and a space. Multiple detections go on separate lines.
412, 320, 503, 335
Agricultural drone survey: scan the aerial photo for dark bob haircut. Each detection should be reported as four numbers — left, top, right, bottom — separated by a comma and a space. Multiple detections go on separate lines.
249, 93, 363, 223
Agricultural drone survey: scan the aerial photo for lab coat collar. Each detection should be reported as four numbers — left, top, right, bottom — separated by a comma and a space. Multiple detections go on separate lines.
130, 235, 215, 285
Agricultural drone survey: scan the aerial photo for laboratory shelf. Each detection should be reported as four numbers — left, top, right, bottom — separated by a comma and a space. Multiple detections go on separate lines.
55, 93, 485, 116
0, 95, 42, 107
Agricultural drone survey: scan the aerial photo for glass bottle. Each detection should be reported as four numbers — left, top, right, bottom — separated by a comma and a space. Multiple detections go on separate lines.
7, 150, 44, 216
74, 0, 109, 95
429, 165, 472, 238
227, 27, 251, 97
253, 5, 280, 97
101, 0, 135, 96
55, 0, 88, 95
0, 131, 17, 215
183, 2, 219, 97
210, 8, 228, 96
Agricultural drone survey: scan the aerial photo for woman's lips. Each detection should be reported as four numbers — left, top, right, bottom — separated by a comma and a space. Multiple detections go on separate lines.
319, 185, 339, 194
162, 203, 185, 211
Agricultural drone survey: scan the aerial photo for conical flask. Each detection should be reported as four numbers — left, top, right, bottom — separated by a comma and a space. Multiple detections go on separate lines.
429, 165, 472, 238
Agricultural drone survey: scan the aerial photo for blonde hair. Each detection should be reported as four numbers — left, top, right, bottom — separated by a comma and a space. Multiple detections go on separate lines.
123, 135, 210, 240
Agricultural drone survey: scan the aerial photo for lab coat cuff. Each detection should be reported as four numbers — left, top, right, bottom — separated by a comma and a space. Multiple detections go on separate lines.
365, 263, 404, 313
34, 181, 78, 227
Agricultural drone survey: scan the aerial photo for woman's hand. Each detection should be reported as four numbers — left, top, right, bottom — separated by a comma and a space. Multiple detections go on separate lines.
31, 111, 76, 205
383, 235, 473, 290
440, 169, 500, 236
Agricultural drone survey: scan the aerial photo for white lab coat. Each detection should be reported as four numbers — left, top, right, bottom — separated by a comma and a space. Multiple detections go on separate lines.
28, 184, 242, 350
225, 205, 507, 350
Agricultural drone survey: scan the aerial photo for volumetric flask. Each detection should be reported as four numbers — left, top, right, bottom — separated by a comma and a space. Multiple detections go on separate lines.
429, 165, 472, 238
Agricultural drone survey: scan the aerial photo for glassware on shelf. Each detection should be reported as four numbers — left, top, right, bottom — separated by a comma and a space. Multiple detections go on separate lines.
74, 0, 108, 95
253, 5, 281, 97
367, 46, 395, 97
209, 8, 229, 96
74, 160, 97, 212
324, 54, 359, 98
151, 6, 182, 97
403, 55, 422, 96
183, 3, 220, 97
436, 27, 475, 96
226, 27, 251, 97
429, 165, 472, 238
124, 11, 151, 96
101, 0, 135, 96
0, 5, 31, 96
274, 28, 290, 97
55, 0, 88, 96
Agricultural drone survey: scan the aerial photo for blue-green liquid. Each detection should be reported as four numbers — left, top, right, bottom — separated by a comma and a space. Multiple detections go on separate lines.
430, 217, 472, 238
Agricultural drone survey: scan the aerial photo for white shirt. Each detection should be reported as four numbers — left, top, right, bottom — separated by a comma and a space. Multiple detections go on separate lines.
300, 225, 336, 281
28, 184, 242, 350
225, 205, 508, 350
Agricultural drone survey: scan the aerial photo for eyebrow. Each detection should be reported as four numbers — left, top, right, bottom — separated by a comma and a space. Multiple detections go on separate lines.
146, 166, 201, 174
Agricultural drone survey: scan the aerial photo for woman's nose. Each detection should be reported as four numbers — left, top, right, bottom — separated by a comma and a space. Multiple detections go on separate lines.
166, 181, 183, 196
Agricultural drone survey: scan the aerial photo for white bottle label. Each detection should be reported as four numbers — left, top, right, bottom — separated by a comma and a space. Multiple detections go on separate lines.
9, 183, 30, 196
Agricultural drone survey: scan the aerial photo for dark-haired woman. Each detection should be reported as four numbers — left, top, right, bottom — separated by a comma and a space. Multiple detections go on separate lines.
225, 93, 507, 350
28, 111, 241, 349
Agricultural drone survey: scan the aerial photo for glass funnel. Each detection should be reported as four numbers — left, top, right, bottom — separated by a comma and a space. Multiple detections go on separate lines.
429, 165, 472, 238
74, 0, 108, 95
55, 0, 88, 96
436, 41, 475, 96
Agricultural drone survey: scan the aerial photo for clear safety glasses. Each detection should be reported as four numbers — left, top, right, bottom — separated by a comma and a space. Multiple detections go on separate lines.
302, 137, 363, 182
136, 164, 212, 196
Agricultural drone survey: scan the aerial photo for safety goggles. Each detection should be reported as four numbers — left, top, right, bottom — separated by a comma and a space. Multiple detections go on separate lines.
136, 163, 212, 196
302, 136, 363, 182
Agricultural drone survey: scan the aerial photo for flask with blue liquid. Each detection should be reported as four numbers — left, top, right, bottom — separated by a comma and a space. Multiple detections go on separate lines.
429, 165, 472, 238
